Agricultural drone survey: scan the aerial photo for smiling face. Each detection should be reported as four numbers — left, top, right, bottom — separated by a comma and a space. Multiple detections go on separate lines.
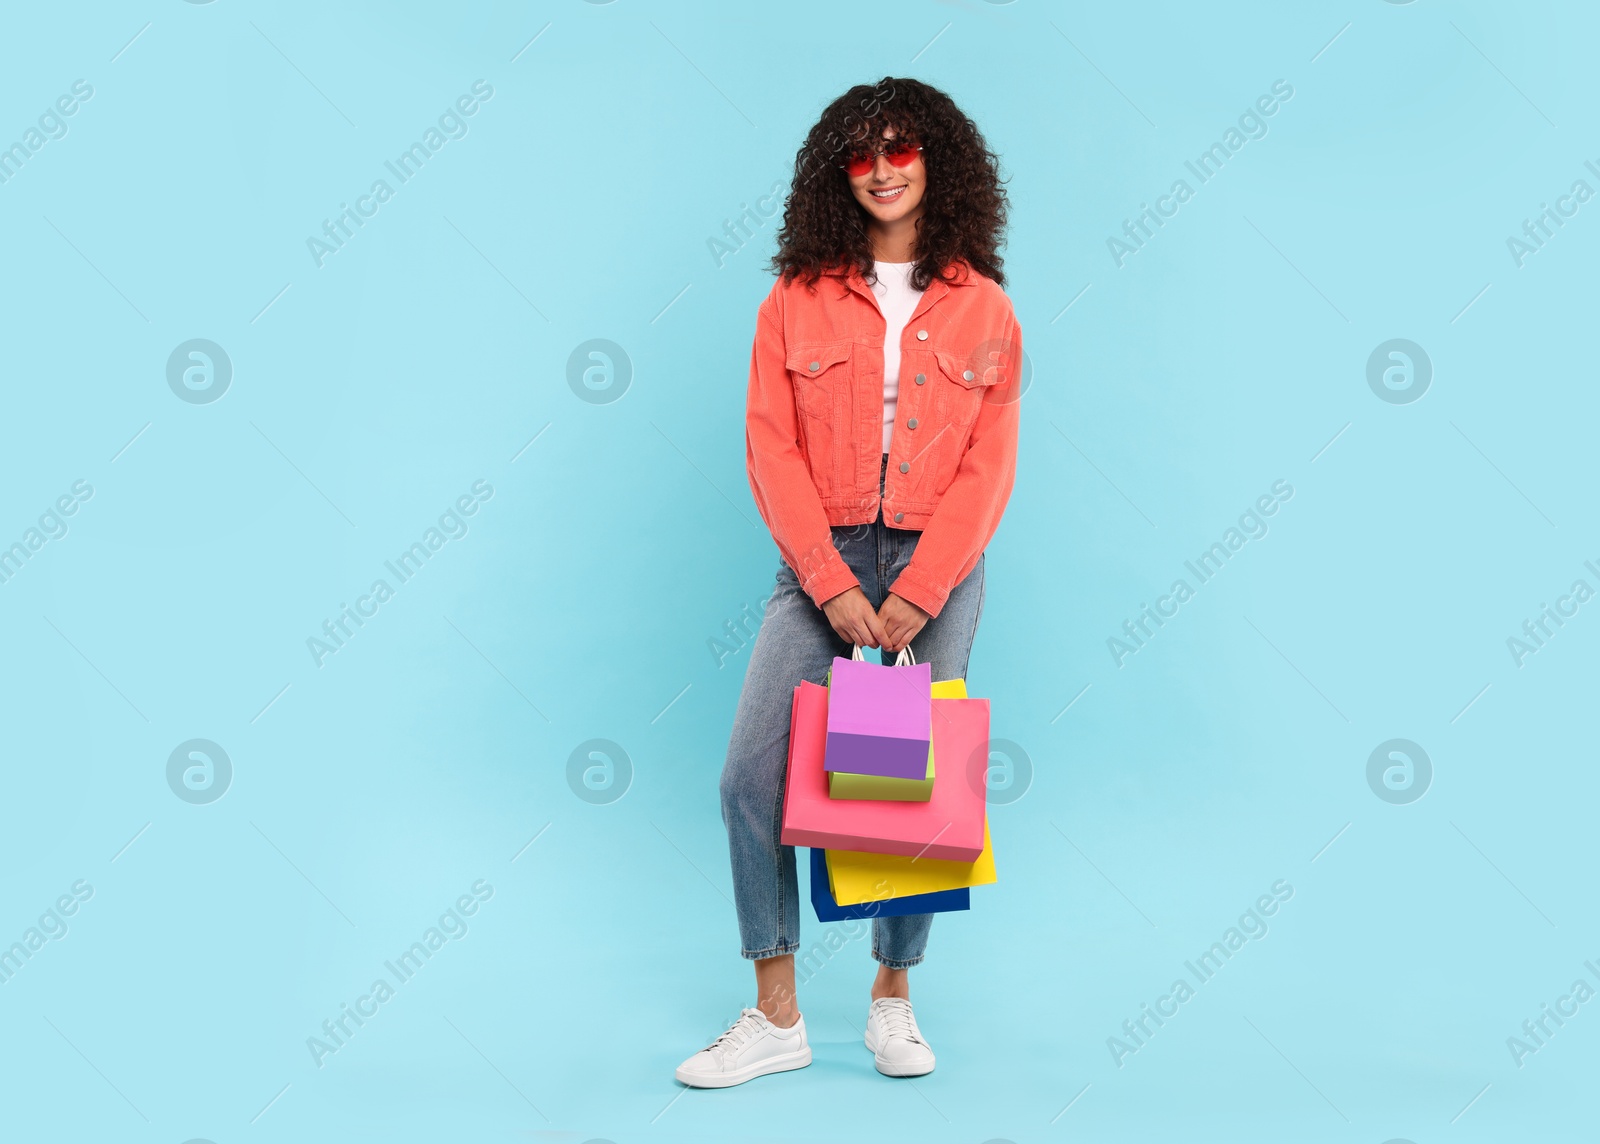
845, 125, 927, 230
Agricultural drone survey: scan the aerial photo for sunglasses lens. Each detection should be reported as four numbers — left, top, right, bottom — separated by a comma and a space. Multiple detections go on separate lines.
840, 142, 919, 176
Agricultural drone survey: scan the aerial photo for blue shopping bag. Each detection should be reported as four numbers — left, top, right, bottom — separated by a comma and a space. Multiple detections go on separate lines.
808, 846, 971, 922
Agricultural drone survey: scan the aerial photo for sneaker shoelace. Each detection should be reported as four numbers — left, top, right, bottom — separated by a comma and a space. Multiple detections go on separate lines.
873, 998, 925, 1045
704, 1009, 768, 1062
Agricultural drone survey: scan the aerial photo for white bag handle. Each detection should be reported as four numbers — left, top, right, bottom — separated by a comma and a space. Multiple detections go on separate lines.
850, 643, 917, 665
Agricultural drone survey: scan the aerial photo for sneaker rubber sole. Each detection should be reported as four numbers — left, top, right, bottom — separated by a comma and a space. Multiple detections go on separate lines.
864, 1026, 936, 1077
675, 1044, 812, 1088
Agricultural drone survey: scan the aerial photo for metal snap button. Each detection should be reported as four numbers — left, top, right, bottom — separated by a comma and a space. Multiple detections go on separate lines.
899, 462, 910, 473
907, 418, 918, 429
809, 361, 820, 371
915, 330, 927, 340
914, 373, 926, 385
962, 369, 975, 381
894, 512, 904, 522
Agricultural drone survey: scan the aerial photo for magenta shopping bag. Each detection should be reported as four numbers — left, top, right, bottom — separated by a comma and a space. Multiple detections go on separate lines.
823, 644, 932, 780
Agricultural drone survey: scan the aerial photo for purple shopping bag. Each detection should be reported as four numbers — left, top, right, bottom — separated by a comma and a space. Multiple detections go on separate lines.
823, 644, 932, 780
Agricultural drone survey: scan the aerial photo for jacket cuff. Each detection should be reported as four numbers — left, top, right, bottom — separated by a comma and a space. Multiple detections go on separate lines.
804, 559, 861, 610
887, 565, 948, 619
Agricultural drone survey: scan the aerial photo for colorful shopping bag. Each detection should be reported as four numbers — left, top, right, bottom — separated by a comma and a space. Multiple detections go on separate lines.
781, 680, 988, 861
826, 678, 966, 800
823, 645, 931, 780
827, 740, 933, 801
826, 819, 998, 906
808, 847, 970, 921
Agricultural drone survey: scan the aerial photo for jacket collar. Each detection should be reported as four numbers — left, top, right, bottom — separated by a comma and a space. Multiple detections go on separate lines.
826, 256, 977, 318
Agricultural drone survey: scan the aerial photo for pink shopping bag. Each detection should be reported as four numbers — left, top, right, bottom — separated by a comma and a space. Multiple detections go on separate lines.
782, 679, 987, 861
823, 644, 932, 780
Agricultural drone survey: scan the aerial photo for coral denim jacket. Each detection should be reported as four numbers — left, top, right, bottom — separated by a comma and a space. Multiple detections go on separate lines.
745, 257, 1022, 618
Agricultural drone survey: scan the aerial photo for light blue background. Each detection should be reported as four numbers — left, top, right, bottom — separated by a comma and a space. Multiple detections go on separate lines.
1, 2, 1595, 1142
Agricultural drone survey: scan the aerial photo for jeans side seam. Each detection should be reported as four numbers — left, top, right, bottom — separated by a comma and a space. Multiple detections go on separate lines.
771, 745, 789, 952
964, 555, 985, 679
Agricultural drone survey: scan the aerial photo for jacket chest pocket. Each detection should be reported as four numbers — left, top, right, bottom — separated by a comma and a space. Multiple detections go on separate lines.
932, 348, 1000, 427
787, 341, 853, 420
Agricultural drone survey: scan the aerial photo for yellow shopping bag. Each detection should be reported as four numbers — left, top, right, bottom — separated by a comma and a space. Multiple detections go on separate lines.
825, 818, 997, 906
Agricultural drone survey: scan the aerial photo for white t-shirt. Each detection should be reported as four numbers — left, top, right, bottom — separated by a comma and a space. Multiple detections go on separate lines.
868, 260, 926, 455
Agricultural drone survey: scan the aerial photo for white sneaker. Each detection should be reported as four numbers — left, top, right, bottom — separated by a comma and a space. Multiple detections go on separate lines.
675, 1008, 812, 1088
864, 997, 936, 1077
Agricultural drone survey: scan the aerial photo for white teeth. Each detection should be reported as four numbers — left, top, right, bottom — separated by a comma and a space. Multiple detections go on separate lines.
872, 187, 904, 199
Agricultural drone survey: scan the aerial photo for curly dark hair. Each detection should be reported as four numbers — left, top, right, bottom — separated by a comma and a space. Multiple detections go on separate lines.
768, 76, 1009, 292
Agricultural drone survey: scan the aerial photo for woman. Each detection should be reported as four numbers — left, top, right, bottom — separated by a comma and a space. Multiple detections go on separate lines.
676, 76, 1022, 1088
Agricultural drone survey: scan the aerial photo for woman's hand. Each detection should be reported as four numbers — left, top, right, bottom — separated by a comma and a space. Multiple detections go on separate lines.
878, 593, 930, 655
822, 587, 889, 650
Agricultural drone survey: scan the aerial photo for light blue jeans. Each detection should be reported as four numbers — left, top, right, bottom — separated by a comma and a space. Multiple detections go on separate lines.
720, 454, 986, 968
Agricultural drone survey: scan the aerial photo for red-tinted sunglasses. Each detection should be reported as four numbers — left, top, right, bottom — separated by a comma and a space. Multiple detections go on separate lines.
837, 141, 923, 178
